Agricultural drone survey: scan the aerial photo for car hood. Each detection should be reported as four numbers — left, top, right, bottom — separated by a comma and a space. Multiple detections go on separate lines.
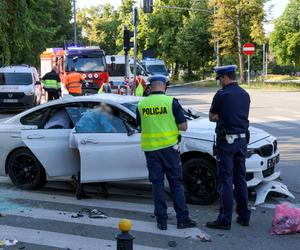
183, 118, 270, 144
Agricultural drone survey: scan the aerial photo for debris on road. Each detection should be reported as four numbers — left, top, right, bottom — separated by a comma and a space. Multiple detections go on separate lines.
71, 213, 84, 218
0, 239, 18, 247
80, 208, 108, 219
196, 233, 212, 242
271, 203, 300, 235
168, 240, 177, 247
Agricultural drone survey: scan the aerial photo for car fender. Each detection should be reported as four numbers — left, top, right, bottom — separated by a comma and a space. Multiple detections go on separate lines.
254, 180, 295, 206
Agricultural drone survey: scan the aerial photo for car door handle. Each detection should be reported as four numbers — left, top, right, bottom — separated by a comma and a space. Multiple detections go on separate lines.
80, 139, 99, 145
27, 135, 45, 139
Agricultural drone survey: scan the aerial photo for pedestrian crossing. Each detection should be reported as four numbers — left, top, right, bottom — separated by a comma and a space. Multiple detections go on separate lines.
0, 181, 210, 250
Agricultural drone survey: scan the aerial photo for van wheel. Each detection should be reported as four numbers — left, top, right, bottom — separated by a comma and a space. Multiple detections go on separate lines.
183, 158, 217, 205
7, 148, 46, 190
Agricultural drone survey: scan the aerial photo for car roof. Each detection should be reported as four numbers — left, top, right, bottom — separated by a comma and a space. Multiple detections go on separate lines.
3, 94, 142, 124
142, 59, 165, 65
106, 55, 135, 64
0, 65, 34, 73
72, 93, 142, 104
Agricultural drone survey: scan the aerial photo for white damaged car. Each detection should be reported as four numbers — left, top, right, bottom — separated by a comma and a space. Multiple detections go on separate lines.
0, 94, 294, 205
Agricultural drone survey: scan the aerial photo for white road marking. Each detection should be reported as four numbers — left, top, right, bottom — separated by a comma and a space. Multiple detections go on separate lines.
4, 207, 208, 240
267, 116, 300, 125
250, 117, 295, 129
0, 187, 164, 214
0, 225, 163, 250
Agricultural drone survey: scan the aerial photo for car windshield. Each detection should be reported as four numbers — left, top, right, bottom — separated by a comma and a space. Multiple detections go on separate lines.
122, 101, 201, 120
122, 102, 138, 114
147, 65, 167, 73
0, 73, 32, 85
66, 55, 106, 72
108, 64, 125, 77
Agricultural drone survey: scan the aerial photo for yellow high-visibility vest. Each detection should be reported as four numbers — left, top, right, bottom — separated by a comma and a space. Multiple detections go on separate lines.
138, 94, 179, 151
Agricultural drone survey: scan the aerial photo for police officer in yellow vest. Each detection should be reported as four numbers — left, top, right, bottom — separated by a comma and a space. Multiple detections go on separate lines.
42, 66, 61, 101
137, 75, 197, 230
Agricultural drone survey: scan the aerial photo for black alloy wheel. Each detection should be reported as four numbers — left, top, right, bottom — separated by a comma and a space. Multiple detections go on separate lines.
183, 158, 217, 205
7, 148, 46, 190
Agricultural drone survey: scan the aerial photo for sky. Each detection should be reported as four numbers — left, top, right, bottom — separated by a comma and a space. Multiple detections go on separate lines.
76, 0, 290, 33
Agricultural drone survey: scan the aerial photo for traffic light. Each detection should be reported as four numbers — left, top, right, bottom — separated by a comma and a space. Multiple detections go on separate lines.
124, 27, 134, 52
143, 0, 153, 13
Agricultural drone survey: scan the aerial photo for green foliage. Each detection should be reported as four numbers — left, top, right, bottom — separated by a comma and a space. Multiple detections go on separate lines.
270, 0, 300, 66
0, 0, 73, 66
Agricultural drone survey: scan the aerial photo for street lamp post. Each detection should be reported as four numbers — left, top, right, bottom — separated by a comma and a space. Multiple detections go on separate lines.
73, 0, 78, 47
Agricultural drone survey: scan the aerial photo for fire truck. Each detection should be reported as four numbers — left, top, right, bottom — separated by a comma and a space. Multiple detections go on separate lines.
40, 46, 110, 95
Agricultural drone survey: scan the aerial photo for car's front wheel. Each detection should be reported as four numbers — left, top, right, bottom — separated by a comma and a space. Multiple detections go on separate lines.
183, 158, 217, 205
7, 148, 46, 190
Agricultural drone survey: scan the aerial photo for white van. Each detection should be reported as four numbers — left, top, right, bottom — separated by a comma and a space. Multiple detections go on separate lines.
106, 55, 148, 90
141, 58, 169, 80
0, 65, 42, 110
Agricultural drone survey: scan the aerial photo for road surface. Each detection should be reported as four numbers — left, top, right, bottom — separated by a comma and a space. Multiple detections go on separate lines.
0, 86, 299, 250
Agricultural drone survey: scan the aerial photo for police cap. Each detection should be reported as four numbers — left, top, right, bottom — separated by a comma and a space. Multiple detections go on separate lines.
214, 65, 237, 79
148, 75, 168, 85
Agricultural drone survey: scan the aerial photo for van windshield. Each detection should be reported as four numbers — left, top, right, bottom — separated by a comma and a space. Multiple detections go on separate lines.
108, 64, 125, 77
66, 55, 106, 72
147, 65, 167, 74
0, 73, 32, 85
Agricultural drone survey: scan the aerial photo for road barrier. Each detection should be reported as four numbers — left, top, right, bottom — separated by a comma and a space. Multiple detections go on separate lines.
115, 219, 135, 250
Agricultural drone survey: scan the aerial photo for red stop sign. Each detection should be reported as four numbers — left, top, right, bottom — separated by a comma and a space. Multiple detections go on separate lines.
243, 43, 255, 56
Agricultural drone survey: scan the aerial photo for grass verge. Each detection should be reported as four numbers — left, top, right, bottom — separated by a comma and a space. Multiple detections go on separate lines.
171, 80, 300, 91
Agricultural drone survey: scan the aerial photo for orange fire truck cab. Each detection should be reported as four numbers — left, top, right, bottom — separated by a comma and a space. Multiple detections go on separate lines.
40, 46, 110, 95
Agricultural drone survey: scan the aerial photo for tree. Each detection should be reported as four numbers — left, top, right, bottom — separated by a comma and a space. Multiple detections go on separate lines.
209, 0, 266, 82
0, 0, 73, 66
77, 4, 121, 55
176, 0, 214, 78
270, 0, 300, 66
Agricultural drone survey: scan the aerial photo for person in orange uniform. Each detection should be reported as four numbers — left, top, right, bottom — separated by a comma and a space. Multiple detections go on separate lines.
65, 67, 84, 96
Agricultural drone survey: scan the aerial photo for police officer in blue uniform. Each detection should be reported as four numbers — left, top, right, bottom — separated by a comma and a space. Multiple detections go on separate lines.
206, 65, 251, 230
136, 75, 197, 230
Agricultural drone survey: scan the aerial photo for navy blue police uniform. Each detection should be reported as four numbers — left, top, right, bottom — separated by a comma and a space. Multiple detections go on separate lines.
207, 65, 251, 229
136, 75, 196, 230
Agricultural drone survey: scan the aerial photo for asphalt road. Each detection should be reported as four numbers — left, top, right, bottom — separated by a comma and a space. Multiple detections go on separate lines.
0, 86, 299, 250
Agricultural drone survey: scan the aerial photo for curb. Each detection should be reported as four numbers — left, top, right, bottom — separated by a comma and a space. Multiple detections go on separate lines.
168, 80, 209, 88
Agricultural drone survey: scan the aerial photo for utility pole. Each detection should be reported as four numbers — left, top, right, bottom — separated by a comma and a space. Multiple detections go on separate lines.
132, 7, 138, 96
213, 3, 220, 67
73, 0, 78, 47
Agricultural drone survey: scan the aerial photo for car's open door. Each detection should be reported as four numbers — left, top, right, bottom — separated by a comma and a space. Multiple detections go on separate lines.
70, 108, 147, 184
72, 131, 147, 183
21, 129, 79, 177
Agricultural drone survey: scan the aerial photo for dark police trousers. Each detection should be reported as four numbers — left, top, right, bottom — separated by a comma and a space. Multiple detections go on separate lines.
145, 146, 189, 224
216, 138, 251, 225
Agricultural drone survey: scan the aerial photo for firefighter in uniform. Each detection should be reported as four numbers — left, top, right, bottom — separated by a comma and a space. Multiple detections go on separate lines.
42, 66, 61, 101
65, 67, 84, 96
137, 75, 196, 230
206, 65, 251, 230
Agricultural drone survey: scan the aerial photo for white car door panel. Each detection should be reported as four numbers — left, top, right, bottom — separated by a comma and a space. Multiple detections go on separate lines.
72, 132, 147, 183
21, 129, 79, 177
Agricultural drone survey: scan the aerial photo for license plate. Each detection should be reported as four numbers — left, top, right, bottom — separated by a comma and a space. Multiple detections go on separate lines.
3, 99, 18, 103
267, 154, 280, 168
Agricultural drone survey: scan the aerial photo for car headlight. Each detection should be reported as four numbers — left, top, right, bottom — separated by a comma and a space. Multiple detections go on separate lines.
25, 91, 34, 96
94, 74, 98, 78
82, 74, 87, 79
88, 74, 93, 79
246, 148, 257, 158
